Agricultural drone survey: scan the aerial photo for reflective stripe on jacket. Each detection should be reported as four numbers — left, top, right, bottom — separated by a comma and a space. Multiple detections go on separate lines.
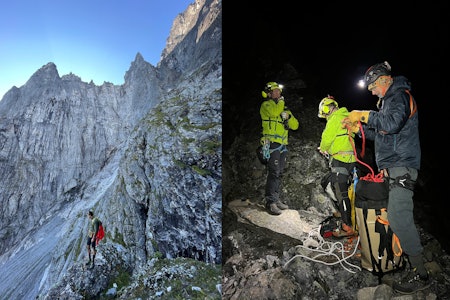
260, 98, 299, 145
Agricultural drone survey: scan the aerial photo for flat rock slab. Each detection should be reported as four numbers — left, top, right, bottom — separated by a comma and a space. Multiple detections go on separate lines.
227, 199, 316, 241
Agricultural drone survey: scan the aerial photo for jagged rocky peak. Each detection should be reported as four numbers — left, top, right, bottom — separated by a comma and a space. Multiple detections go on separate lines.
0, 63, 63, 115
160, 0, 206, 62
130, 52, 154, 71
155, 0, 221, 87
131, 52, 145, 66
61, 72, 82, 82
17, 62, 64, 100
124, 52, 155, 84
28, 62, 61, 83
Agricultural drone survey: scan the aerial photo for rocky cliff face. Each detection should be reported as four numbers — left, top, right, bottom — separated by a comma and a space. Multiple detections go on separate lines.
0, 0, 222, 299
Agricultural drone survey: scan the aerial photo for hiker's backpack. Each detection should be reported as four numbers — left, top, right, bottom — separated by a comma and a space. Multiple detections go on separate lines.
354, 172, 405, 282
95, 219, 105, 245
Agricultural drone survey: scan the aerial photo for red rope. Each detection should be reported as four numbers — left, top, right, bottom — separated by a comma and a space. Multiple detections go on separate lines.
344, 121, 384, 182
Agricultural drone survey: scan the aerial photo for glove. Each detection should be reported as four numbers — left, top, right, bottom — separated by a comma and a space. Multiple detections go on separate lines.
348, 110, 370, 123
281, 111, 289, 120
341, 118, 353, 129
349, 122, 360, 133
275, 96, 285, 104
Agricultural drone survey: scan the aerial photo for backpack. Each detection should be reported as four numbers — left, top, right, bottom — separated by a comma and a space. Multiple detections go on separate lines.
355, 172, 405, 283
95, 219, 105, 245
319, 215, 339, 238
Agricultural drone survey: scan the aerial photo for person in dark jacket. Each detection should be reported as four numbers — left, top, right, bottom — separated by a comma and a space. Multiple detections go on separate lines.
260, 82, 299, 215
344, 61, 430, 294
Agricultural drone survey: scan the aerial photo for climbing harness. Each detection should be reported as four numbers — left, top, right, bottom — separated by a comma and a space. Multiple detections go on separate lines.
262, 142, 270, 161
261, 139, 287, 161
391, 172, 415, 191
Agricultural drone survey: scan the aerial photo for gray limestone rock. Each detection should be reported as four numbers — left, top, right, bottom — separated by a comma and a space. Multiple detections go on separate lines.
0, 0, 222, 299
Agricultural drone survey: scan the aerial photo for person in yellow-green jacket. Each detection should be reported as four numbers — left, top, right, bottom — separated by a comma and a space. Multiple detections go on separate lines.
317, 95, 356, 237
260, 82, 299, 215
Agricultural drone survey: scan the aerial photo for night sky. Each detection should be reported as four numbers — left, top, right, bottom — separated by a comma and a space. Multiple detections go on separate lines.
223, 1, 447, 147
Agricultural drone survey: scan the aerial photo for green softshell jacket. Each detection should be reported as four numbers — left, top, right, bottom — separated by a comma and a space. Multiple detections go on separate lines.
319, 107, 356, 163
260, 98, 299, 145
89, 217, 100, 238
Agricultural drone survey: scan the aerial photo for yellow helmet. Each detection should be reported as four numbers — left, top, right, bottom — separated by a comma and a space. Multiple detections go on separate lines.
261, 82, 283, 98
318, 96, 338, 118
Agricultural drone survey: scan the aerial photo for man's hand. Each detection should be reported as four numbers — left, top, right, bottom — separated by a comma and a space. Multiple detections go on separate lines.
348, 110, 370, 123
317, 147, 329, 157
341, 118, 361, 133
281, 111, 289, 120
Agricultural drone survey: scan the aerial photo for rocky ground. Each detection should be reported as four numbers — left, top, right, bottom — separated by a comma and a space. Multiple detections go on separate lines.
222, 200, 450, 299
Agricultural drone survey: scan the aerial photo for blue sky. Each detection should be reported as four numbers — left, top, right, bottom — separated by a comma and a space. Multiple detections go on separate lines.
0, 0, 193, 99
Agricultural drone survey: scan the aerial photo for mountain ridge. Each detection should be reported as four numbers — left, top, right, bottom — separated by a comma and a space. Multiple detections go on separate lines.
0, 0, 222, 299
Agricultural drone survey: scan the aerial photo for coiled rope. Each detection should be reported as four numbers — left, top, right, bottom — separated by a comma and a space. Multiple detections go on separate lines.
283, 226, 361, 274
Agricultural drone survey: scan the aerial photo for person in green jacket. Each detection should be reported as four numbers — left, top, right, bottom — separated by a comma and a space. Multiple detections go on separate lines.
86, 210, 100, 268
317, 96, 356, 237
260, 82, 299, 215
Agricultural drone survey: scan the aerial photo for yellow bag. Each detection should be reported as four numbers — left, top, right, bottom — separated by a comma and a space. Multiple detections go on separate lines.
348, 182, 356, 232
355, 207, 403, 273
354, 175, 405, 279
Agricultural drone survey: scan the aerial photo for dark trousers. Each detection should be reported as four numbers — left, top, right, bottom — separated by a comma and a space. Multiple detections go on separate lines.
386, 167, 422, 256
265, 143, 287, 204
330, 159, 355, 226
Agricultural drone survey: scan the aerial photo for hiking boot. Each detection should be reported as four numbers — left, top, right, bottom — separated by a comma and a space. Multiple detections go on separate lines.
275, 201, 289, 210
332, 223, 355, 238
266, 202, 282, 215
393, 269, 431, 294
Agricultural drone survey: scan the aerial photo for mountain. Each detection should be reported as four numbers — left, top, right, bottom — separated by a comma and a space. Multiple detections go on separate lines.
0, 0, 222, 299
